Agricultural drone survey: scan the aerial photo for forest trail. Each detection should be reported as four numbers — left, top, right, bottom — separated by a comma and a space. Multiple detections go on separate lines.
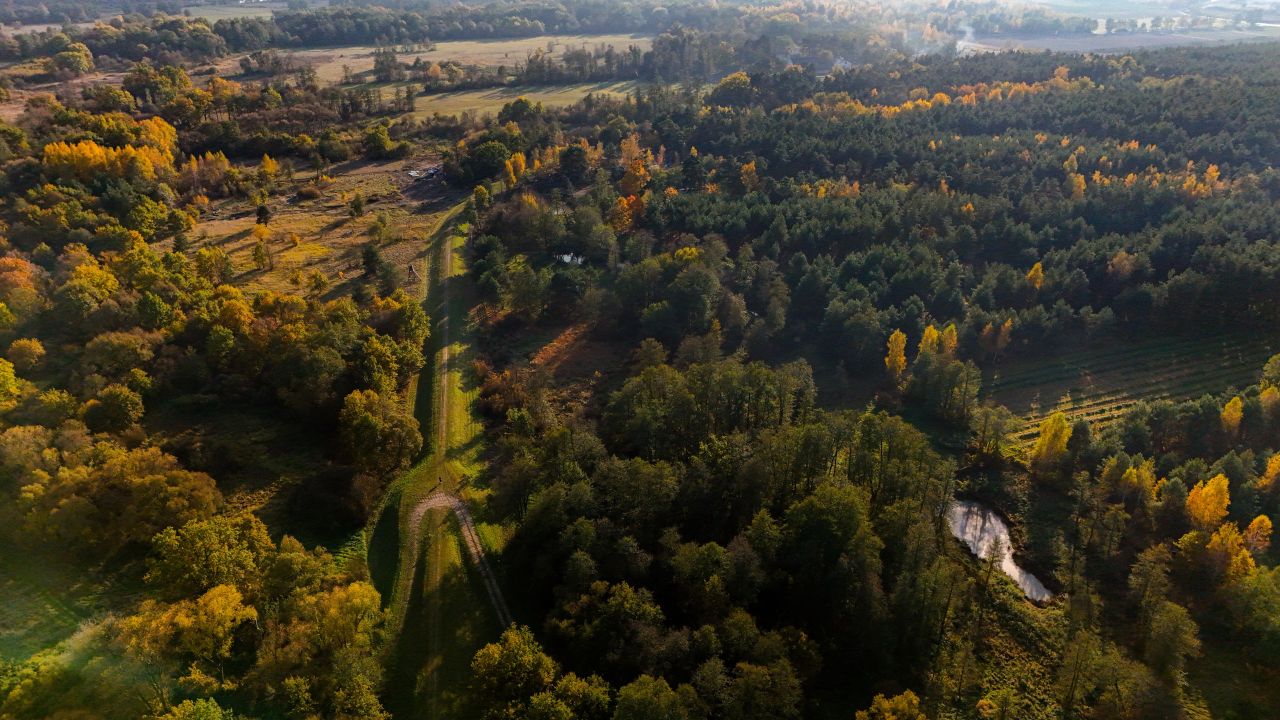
408, 491, 514, 628
380, 201, 507, 720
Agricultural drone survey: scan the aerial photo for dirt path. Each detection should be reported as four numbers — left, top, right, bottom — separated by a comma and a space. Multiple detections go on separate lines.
411, 491, 513, 627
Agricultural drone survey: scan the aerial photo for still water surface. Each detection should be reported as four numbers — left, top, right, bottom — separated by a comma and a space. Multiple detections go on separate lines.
946, 500, 1053, 602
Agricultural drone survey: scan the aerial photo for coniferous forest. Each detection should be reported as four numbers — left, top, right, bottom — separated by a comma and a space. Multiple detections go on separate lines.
0, 1, 1279, 719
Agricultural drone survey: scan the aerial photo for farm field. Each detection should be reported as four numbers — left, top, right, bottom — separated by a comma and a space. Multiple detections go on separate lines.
242, 34, 652, 84
990, 27, 1280, 53
411, 80, 644, 118
181, 2, 284, 21
986, 331, 1280, 445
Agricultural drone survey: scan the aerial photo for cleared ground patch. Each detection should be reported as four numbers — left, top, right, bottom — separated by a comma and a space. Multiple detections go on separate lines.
986, 331, 1279, 445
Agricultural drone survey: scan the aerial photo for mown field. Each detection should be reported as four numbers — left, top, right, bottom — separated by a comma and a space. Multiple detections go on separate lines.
412, 80, 643, 117
986, 331, 1280, 445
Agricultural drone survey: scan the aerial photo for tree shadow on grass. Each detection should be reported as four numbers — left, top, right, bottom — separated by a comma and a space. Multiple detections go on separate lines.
367, 498, 401, 602
383, 519, 501, 720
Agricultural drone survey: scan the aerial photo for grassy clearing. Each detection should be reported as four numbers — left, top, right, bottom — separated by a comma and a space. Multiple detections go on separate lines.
368, 205, 507, 717
1191, 637, 1280, 719
411, 80, 644, 118
0, 516, 146, 663
0, 535, 94, 661
986, 331, 1279, 445
186, 154, 460, 300
256, 34, 651, 84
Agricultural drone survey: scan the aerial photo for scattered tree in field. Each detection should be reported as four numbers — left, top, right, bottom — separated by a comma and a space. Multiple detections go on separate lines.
47, 41, 94, 76
260, 153, 279, 180
252, 239, 273, 271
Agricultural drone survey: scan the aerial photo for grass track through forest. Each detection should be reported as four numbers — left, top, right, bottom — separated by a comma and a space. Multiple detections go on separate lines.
371, 204, 507, 719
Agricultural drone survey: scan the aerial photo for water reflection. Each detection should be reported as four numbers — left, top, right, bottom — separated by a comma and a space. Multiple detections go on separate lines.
946, 500, 1053, 602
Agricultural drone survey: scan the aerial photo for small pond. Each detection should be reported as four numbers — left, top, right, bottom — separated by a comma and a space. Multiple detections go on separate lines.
946, 500, 1053, 602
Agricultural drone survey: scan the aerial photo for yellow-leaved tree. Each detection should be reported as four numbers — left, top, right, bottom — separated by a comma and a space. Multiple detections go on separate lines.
620, 159, 650, 196
1221, 395, 1243, 439
1029, 411, 1072, 474
918, 324, 941, 357
885, 329, 907, 386
1258, 454, 1280, 495
941, 322, 958, 356
1205, 522, 1255, 585
740, 160, 761, 193
1186, 474, 1230, 530
1244, 515, 1272, 554
1026, 261, 1044, 291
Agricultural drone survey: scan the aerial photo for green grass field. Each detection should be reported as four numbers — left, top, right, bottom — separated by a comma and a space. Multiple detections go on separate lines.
986, 331, 1280, 445
0, 531, 134, 662
0, 541, 88, 661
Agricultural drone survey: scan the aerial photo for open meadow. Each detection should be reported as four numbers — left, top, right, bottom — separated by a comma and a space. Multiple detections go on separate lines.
233, 33, 652, 84
411, 80, 644, 117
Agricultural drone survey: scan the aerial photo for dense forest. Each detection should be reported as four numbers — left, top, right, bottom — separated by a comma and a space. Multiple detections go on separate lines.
437, 41, 1280, 720
0, 1, 1277, 719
